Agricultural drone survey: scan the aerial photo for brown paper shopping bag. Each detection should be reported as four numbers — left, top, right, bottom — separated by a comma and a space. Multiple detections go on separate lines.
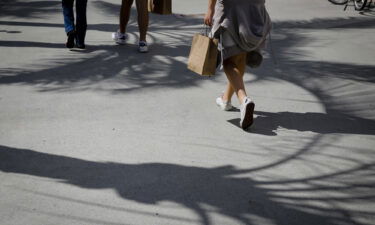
148, 0, 172, 15
187, 33, 219, 76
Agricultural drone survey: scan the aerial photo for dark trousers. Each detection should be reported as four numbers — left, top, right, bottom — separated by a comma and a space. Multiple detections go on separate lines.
62, 0, 87, 45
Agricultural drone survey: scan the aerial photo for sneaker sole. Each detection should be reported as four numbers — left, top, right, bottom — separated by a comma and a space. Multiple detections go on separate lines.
115, 41, 126, 45
138, 47, 148, 53
219, 105, 233, 111
241, 102, 255, 130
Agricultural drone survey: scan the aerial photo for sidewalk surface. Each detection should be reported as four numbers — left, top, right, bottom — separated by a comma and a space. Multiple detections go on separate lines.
1, 0, 375, 225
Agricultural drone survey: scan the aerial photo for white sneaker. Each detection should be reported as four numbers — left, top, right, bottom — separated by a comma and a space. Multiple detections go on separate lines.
138, 41, 148, 53
240, 97, 255, 130
216, 96, 233, 111
112, 31, 127, 45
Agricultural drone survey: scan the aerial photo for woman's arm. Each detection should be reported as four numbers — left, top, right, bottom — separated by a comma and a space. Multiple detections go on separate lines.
204, 0, 217, 26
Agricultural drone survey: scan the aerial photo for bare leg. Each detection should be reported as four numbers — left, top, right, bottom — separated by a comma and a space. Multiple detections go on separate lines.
119, 0, 134, 33
135, 0, 149, 42
222, 82, 234, 102
223, 53, 247, 104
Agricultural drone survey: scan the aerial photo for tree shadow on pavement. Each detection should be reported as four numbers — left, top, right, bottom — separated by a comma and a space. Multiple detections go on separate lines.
0, 0, 59, 19
0, 41, 201, 92
226, 17, 375, 136
228, 108, 375, 136
1, 11, 375, 138
252, 111, 375, 136
1, 145, 374, 225
0, 3, 209, 92
1, 3, 375, 224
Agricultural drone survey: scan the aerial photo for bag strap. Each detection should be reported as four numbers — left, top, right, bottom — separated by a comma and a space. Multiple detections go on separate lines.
200, 24, 211, 37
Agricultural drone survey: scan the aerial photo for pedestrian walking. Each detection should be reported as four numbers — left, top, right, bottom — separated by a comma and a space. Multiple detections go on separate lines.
112, 0, 149, 53
204, 0, 271, 130
62, 0, 88, 49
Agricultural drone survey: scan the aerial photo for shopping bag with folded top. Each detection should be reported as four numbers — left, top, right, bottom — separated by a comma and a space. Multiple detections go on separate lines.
148, 0, 172, 15
187, 27, 219, 76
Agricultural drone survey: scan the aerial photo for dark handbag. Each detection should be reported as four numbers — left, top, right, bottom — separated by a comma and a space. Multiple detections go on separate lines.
246, 50, 263, 68
148, 0, 172, 15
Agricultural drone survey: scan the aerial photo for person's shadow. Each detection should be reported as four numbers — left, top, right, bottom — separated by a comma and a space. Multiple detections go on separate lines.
228, 110, 375, 136
1, 145, 372, 225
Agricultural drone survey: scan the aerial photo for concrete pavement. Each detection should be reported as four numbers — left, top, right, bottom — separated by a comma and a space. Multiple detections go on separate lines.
1, 0, 375, 225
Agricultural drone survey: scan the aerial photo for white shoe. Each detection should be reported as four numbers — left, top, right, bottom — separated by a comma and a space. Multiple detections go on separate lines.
240, 97, 255, 130
112, 31, 127, 45
216, 96, 233, 111
138, 41, 148, 53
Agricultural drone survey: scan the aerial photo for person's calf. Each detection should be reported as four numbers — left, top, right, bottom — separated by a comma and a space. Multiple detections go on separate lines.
236, 90, 247, 104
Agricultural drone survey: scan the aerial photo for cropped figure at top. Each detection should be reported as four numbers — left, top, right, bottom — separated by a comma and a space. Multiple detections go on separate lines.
204, 0, 271, 130
62, 0, 88, 49
112, 0, 149, 53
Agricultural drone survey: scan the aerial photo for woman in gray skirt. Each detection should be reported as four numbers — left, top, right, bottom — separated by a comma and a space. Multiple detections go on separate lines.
204, 0, 271, 130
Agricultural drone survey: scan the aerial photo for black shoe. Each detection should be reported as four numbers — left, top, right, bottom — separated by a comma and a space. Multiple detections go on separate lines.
66, 31, 75, 49
76, 43, 85, 50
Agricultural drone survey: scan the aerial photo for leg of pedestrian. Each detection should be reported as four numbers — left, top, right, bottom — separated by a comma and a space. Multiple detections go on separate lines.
75, 0, 88, 49
223, 83, 235, 103
119, 0, 134, 33
62, 0, 75, 48
136, 0, 149, 52
221, 57, 246, 106
223, 53, 255, 130
223, 53, 247, 104
112, 0, 133, 45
